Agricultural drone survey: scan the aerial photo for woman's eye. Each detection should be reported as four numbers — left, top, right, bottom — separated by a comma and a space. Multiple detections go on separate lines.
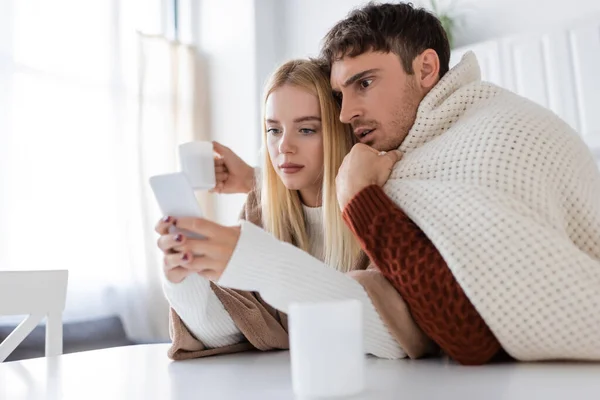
360, 79, 373, 89
267, 128, 280, 135
300, 128, 316, 135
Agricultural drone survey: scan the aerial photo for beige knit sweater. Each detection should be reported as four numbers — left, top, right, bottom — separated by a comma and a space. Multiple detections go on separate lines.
383, 51, 600, 361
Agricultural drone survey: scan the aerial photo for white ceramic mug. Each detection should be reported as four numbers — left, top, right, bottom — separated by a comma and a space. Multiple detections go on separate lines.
178, 141, 216, 190
288, 299, 365, 398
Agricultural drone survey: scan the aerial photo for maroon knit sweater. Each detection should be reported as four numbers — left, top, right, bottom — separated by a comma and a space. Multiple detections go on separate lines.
343, 185, 503, 365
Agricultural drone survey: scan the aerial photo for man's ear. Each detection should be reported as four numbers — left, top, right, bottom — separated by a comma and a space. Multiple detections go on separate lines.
413, 49, 440, 91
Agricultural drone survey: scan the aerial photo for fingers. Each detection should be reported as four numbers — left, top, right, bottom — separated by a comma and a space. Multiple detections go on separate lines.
210, 182, 224, 193
214, 158, 228, 176
164, 266, 189, 284
212, 148, 230, 193
185, 256, 222, 275
173, 238, 213, 257
164, 251, 190, 269
155, 216, 175, 235
156, 232, 185, 253
215, 158, 228, 181
162, 253, 191, 284
386, 149, 403, 164
175, 217, 223, 238
164, 251, 221, 280
352, 143, 377, 153
212, 166, 229, 192
212, 141, 232, 158
196, 270, 220, 281
215, 171, 229, 183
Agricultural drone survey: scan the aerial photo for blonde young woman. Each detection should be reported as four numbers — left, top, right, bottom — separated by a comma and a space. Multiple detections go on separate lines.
156, 59, 433, 360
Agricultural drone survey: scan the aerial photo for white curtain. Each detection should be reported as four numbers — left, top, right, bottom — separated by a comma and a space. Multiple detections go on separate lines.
0, 0, 210, 342
118, 33, 213, 340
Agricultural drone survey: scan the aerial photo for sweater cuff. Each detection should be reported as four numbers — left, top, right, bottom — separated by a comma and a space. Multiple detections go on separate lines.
218, 220, 278, 291
162, 273, 214, 321
343, 185, 400, 236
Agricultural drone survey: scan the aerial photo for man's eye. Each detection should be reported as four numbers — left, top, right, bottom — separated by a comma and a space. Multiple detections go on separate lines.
360, 79, 373, 89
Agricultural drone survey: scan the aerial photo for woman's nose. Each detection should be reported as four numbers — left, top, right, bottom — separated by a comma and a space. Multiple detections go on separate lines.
278, 132, 296, 154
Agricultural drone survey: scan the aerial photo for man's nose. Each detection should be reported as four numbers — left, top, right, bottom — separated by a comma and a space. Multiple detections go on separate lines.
339, 96, 362, 124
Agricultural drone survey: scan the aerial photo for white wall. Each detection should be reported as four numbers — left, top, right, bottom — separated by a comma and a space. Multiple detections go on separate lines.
195, 0, 291, 224
254, 0, 286, 100
196, 0, 264, 224
280, 0, 600, 58
0, 0, 13, 62
454, 0, 600, 47
282, 0, 368, 60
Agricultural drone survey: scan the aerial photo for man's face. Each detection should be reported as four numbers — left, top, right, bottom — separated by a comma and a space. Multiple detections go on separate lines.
330, 51, 424, 152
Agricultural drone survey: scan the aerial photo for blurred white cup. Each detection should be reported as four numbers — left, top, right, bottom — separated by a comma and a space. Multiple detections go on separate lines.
289, 299, 365, 398
179, 141, 216, 190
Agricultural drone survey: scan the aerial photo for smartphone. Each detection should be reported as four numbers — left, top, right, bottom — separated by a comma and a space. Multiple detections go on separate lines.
149, 172, 205, 239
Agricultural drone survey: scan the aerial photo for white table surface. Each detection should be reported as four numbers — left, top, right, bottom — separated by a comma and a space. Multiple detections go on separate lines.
1, 344, 600, 400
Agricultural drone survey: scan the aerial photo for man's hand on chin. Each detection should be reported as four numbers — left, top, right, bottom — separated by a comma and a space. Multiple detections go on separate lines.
335, 143, 402, 210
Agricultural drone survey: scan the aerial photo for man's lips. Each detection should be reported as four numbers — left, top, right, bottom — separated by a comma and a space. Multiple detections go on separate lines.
354, 128, 375, 142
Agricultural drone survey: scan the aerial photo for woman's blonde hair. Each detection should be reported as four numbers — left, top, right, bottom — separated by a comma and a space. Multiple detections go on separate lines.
260, 59, 362, 272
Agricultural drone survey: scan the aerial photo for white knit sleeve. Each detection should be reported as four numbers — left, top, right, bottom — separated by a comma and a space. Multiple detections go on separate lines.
218, 221, 406, 359
162, 274, 244, 348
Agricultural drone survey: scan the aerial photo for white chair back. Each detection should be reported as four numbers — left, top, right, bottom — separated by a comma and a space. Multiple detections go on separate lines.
0, 270, 68, 362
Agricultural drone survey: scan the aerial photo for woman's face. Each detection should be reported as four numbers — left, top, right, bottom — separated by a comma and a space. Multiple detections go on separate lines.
265, 84, 324, 198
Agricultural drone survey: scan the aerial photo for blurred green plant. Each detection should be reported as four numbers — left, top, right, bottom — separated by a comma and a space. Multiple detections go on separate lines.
429, 0, 459, 48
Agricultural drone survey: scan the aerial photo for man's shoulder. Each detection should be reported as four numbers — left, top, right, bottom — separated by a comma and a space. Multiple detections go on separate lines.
455, 83, 578, 149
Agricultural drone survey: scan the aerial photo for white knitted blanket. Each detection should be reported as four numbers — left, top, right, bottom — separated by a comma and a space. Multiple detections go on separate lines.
384, 52, 600, 361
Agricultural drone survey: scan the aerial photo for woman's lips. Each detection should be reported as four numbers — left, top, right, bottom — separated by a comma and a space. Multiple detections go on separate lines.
279, 163, 304, 174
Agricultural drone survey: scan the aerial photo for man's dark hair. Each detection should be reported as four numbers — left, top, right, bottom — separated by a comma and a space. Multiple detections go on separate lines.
320, 2, 451, 78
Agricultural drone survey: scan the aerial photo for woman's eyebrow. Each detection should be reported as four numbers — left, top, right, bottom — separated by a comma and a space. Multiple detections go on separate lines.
293, 116, 321, 123
266, 116, 321, 124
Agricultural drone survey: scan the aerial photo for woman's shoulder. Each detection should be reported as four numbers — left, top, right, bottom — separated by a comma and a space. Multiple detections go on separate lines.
238, 183, 263, 227
353, 251, 370, 271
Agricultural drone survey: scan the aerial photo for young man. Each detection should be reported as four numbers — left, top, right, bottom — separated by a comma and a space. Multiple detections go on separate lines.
322, 2, 600, 364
